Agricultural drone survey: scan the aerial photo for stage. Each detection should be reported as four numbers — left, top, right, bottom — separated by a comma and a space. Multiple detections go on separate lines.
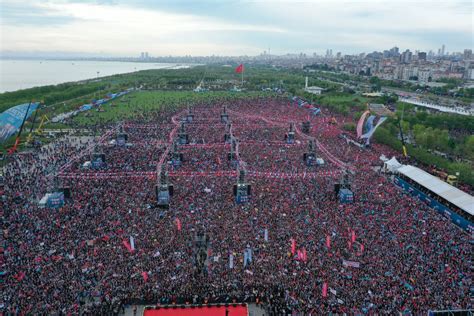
143, 304, 248, 316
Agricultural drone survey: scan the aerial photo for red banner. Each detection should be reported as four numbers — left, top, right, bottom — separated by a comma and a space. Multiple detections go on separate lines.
141, 271, 149, 282
175, 218, 182, 231
122, 240, 133, 253
322, 282, 328, 297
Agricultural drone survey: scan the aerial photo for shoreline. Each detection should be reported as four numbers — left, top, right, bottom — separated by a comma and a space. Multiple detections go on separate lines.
0, 60, 197, 93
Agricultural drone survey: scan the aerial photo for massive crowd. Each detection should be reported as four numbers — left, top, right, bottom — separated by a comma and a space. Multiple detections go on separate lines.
2, 96, 471, 315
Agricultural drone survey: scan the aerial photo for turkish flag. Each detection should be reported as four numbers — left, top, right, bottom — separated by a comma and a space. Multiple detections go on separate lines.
141, 271, 149, 282
235, 64, 244, 73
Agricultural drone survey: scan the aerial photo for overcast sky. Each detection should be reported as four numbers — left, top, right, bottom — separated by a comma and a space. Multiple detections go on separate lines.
1, 0, 472, 57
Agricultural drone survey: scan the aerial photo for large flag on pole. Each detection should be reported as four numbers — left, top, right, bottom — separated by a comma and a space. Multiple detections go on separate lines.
235, 64, 244, 73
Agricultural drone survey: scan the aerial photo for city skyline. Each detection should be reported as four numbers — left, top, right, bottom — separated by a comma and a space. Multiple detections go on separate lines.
1, 0, 472, 57
1, 44, 470, 60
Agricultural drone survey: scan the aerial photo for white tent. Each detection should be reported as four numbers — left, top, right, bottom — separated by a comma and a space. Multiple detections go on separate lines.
383, 157, 403, 173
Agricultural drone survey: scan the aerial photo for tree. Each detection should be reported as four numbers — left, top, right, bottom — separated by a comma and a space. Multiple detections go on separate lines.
412, 124, 426, 147
369, 76, 381, 85
434, 129, 450, 152
464, 135, 474, 161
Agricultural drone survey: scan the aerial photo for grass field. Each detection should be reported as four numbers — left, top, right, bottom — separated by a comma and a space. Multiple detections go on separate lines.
0, 90, 274, 153
71, 90, 272, 126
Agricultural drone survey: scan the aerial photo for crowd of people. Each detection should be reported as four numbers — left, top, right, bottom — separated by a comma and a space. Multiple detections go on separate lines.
2, 96, 471, 315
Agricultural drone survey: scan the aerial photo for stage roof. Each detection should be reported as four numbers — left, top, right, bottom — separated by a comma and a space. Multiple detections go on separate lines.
397, 165, 474, 216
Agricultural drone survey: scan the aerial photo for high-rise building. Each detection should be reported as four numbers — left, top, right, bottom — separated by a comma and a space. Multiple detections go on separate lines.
418, 52, 427, 61
140, 52, 145, 59
466, 68, 474, 80
144, 52, 149, 59
390, 46, 399, 57
464, 49, 473, 60
401, 49, 412, 63
336, 52, 341, 59
441, 44, 445, 56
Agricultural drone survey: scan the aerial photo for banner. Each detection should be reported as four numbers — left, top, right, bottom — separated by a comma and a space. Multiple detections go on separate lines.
322, 282, 328, 297
365, 115, 376, 134
122, 240, 133, 253
130, 236, 135, 251
141, 271, 149, 282
14, 271, 26, 282
356, 110, 370, 138
175, 218, 182, 231
343, 260, 360, 268
326, 235, 331, 249
290, 238, 296, 255
229, 253, 234, 269
264, 228, 268, 241
361, 116, 387, 140
0, 102, 39, 143
58, 169, 343, 180
243, 247, 252, 267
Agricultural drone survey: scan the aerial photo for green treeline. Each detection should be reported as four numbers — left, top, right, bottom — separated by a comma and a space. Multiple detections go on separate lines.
374, 104, 474, 185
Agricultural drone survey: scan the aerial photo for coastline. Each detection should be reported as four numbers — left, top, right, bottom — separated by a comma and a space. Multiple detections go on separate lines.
0, 59, 195, 93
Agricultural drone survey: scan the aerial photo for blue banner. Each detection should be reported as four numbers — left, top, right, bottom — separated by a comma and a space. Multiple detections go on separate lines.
394, 177, 473, 232
361, 116, 387, 142
0, 102, 39, 143
365, 115, 376, 133
290, 95, 321, 116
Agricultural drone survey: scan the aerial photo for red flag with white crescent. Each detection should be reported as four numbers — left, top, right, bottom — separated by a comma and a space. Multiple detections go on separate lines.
235, 64, 244, 73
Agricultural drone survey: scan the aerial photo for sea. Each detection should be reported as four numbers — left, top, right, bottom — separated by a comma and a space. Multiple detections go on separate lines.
0, 59, 191, 93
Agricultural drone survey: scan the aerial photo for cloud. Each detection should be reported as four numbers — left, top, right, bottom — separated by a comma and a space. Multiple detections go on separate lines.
1, 0, 287, 55
0, 0, 471, 56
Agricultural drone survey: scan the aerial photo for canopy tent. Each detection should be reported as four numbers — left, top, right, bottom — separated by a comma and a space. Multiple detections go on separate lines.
397, 165, 474, 216
383, 157, 403, 173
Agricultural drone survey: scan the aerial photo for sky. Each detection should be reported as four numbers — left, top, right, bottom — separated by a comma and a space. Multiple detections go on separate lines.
0, 0, 472, 57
